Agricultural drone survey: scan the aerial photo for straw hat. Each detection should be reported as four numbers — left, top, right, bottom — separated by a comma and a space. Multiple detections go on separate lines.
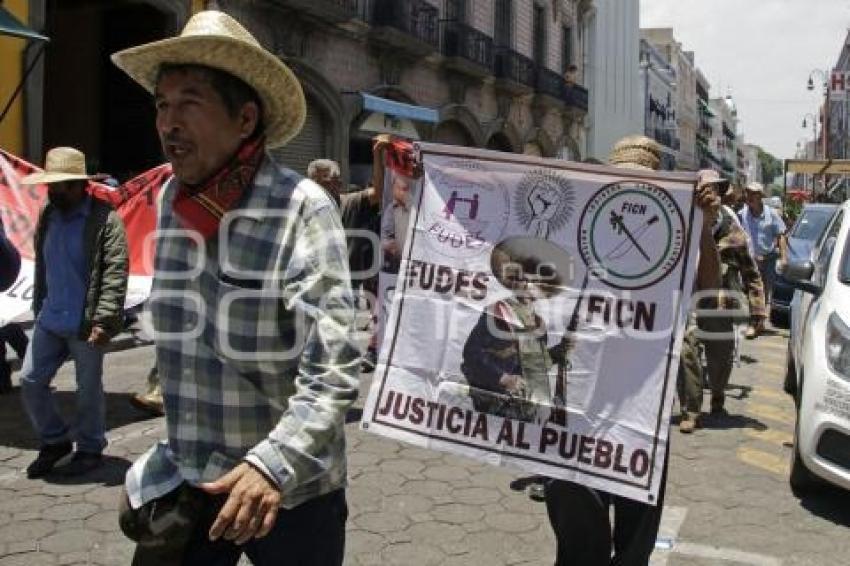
698, 168, 730, 194
21, 147, 92, 185
110, 10, 305, 148
746, 182, 765, 194
608, 135, 662, 171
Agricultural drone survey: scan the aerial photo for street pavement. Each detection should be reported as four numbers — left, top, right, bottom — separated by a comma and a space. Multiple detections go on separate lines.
1, 326, 849, 565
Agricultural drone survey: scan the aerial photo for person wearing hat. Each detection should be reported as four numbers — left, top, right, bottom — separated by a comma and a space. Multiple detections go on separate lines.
542, 135, 722, 566
677, 170, 766, 434
739, 181, 787, 320
111, 11, 358, 564
18, 146, 129, 478
461, 237, 572, 423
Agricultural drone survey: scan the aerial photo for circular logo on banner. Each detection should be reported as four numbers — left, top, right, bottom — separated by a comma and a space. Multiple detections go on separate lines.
578, 181, 686, 290
422, 160, 511, 259
514, 169, 576, 239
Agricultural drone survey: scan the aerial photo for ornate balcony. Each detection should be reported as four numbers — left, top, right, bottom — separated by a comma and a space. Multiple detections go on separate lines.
536, 67, 566, 101
493, 47, 536, 94
441, 21, 493, 78
564, 84, 588, 114
371, 0, 439, 56
271, 0, 359, 23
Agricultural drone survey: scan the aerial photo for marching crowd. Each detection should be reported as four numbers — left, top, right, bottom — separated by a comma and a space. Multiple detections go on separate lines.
0, 10, 790, 566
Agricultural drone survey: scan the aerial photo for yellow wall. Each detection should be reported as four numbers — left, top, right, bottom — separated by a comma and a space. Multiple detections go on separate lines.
0, 0, 29, 155
192, 0, 206, 14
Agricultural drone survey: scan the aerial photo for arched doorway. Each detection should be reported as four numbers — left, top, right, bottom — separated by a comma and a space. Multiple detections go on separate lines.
272, 93, 330, 175
434, 120, 474, 147
42, 0, 178, 181
486, 132, 514, 153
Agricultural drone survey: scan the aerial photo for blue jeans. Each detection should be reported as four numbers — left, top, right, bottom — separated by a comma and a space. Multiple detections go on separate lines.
20, 323, 106, 453
757, 252, 779, 304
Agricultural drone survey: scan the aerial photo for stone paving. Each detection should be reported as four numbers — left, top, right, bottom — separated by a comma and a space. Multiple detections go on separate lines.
0, 328, 849, 565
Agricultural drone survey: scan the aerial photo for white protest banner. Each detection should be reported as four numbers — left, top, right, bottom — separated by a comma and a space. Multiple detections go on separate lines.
362, 143, 701, 504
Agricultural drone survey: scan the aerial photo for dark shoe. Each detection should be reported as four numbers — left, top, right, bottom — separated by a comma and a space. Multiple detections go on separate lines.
57, 452, 103, 477
26, 441, 73, 479
360, 349, 377, 373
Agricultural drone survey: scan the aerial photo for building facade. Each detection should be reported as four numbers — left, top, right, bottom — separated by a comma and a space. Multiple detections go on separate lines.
2, 0, 591, 183
709, 96, 738, 183
641, 28, 698, 171
584, 0, 642, 162
639, 37, 677, 170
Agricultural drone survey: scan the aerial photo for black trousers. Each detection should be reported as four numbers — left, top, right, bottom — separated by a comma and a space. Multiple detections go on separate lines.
180, 489, 348, 566
544, 447, 669, 566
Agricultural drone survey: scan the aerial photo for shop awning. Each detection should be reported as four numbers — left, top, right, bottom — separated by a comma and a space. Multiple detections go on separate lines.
361, 93, 439, 123
785, 159, 850, 175
0, 6, 48, 41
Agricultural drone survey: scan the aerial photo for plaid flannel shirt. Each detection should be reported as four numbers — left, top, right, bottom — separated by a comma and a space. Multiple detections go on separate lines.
125, 154, 361, 509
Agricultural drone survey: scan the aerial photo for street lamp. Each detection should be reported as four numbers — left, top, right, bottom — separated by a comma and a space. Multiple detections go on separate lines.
802, 112, 819, 158
808, 69, 828, 92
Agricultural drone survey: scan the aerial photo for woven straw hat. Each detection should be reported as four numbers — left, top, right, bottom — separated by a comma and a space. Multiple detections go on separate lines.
21, 147, 92, 185
608, 135, 662, 171
110, 10, 305, 148
746, 182, 765, 194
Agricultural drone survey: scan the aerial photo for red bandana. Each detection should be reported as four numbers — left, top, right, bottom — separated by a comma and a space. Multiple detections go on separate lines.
172, 136, 266, 240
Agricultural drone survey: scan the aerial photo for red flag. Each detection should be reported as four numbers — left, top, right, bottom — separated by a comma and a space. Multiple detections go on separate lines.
0, 149, 170, 276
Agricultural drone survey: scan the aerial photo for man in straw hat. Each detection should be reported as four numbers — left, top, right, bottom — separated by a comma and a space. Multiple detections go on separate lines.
18, 146, 128, 478
542, 135, 722, 566
111, 10, 359, 564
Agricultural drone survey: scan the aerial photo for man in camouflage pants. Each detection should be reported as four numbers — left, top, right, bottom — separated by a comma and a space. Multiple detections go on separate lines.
678, 171, 765, 433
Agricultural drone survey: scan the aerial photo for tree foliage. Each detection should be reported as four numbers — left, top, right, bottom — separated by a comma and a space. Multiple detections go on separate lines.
755, 146, 783, 185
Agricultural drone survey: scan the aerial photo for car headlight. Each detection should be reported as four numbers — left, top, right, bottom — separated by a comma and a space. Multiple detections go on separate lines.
826, 313, 850, 380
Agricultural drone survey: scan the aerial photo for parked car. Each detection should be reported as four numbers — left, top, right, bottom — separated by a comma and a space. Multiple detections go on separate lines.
783, 200, 850, 494
770, 203, 838, 326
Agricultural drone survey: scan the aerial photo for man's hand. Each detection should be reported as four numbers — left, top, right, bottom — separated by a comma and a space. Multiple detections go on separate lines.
695, 178, 721, 226
499, 374, 526, 394
87, 325, 110, 347
201, 463, 281, 545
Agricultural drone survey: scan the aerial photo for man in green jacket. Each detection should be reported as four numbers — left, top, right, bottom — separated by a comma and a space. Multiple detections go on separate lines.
20, 147, 128, 478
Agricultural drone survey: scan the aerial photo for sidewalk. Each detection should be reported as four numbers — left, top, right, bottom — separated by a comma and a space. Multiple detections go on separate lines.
0, 342, 555, 565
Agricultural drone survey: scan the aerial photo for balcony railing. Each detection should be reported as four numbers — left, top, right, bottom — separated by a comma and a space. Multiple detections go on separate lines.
372, 0, 439, 49
564, 84, 588, 112
536, 67, 566, 100
272, 0, 359, 22
494, 47, 536, 88
441, 21, 493, 70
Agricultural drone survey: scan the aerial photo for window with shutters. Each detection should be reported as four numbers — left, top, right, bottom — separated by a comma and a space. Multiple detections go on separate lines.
533, 4, 546, 66
445, 0, 466, 22
561, 25, 573, 72
494, 0, 512, 47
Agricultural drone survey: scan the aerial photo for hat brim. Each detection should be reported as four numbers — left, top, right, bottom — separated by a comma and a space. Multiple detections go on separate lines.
111, 35, 306, 148
21, 171, 91, 185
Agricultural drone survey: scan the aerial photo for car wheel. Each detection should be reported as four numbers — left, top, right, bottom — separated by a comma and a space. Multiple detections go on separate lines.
783, 341, 797, 398
789, 398, 825, 496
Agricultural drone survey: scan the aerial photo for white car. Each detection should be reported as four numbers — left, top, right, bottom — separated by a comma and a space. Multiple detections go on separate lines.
783, 200, 850, 494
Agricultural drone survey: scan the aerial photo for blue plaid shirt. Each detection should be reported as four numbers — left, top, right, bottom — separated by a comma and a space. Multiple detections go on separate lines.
125, 155, 361, 509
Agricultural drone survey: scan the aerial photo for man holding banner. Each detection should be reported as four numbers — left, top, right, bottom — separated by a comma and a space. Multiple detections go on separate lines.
19, 147, 129, 479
